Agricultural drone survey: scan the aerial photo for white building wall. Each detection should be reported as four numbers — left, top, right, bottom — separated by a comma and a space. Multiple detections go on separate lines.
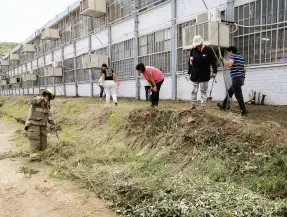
32, 59, 38, 70
26, 62, 32, 71
111, 18, 134, 44
64, 44, 74, 59
54, 49, 62, 62
176, 0, 228, 23
138, 3, 171, 36
93, 83, 101, 96
65, 84, 76, 96
54, 85, 65, 96
117, 80, 136, 98
78, 83, 91, 96
76, 37, 89, 56
45, 53, 53, 65
92, 30, 109, 50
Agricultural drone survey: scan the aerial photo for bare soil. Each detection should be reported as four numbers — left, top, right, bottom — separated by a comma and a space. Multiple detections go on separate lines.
0, 121, 118, 217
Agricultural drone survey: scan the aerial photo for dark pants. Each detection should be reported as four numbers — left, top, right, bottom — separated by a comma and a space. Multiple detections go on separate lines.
151, 79, 164, 106
100, 85, 104, 98
144, 86, 151, 102
222, 76, 246, 112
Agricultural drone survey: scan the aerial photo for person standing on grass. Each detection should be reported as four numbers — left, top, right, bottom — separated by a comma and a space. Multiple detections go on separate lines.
136, 63, 164, 107
24, 89, 55, 161
101, 63, 120, 106
218, 46, 247, 116
98, 76, 105, 99
187, 35, 218, 114
143, 79, 151, 102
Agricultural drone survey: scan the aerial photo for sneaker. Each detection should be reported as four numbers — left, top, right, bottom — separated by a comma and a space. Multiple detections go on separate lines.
217, 103, 226, 111
241, 110, 248, 116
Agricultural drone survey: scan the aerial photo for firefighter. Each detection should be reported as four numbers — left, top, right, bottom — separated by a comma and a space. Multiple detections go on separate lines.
24, 89, 55, 161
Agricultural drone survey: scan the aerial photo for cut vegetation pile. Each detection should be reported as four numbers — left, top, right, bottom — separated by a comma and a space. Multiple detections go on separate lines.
1, 96, 287, 216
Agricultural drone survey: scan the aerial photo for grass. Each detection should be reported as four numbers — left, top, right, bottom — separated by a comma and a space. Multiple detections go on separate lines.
1, 95, 287, 216
19, 166, 40, 175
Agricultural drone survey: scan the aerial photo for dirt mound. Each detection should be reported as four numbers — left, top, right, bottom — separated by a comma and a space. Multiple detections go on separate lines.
124, 108, 286, 151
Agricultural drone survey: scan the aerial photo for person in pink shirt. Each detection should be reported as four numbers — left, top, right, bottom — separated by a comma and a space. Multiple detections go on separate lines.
136, 63, 164, 107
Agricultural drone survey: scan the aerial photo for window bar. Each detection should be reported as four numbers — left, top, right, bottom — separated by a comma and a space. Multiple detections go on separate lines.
242, 5, 245, 59
275, 0, 279, 61
259, 0, 262, 64
269, 0, 273, 63
283, 1, 286, 59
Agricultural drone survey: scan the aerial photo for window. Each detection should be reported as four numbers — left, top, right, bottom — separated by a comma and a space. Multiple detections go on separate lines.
138, 0, 168, 12
63, 58, 75, 83
108, 0, 135, 23
138, 28, 171, 74
76, 55, 89, 82
234, 0, 287, 64
176, 20, 196, 72
111, 39, 134, 78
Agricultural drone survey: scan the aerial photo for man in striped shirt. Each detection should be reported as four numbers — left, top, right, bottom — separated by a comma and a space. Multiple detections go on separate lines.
218, 46, 247, 116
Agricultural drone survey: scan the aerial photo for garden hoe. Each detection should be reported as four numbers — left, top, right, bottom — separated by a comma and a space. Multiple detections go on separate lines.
207, 79, 217, 101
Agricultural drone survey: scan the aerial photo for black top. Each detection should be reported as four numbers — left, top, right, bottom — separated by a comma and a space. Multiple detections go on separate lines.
188, 46, 218, 82
102, 68, 115, 81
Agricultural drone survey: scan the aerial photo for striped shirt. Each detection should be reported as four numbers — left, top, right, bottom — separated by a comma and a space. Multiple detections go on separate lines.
229, 54, 245, 78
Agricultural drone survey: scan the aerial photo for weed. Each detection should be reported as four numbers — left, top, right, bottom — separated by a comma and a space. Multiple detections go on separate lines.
19, 166, 40, 175
2, 96, 287, 216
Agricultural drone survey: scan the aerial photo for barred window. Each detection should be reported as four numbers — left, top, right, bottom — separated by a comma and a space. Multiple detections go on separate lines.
111, 39, 134, 78
234, 0, 287, 64
63, 58, 75, 83
92, 15, 108, 33
176, 20, 196, 72
108, 0, 135, 23
138, 28, 171, 74
38, 68, 45, 86
138, 0, 168, 12
76, 55, 89, 82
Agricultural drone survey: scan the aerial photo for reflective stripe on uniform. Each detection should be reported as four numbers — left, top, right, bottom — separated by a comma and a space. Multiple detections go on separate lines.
27, 120, 47, 127
35, 108, 49, 113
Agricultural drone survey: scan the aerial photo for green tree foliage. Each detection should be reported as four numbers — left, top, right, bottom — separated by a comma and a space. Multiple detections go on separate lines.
0, 42, 18, 56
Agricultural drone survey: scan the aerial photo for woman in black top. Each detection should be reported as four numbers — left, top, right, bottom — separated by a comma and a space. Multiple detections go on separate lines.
101, 63, 120, 106
188, 35, 218, 114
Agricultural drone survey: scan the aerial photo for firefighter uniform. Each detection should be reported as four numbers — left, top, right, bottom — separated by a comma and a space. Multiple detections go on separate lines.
24, 89, 55, 161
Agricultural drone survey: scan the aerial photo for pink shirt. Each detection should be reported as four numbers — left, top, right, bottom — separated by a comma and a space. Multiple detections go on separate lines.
143, 66, 164, 83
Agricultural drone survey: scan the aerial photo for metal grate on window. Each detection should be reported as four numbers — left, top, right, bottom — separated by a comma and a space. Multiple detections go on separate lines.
108, 0, 135, 23
76, 55, 89, 82
38, 68, 45, 86
138, 0, 167, 12
63, 58, 75, 83
234, 0, 287, 64
111, 39, 134, 78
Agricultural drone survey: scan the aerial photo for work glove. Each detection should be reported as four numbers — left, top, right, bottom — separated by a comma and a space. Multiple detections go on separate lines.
211, 73, 217, 79
219, 56, 225, 62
